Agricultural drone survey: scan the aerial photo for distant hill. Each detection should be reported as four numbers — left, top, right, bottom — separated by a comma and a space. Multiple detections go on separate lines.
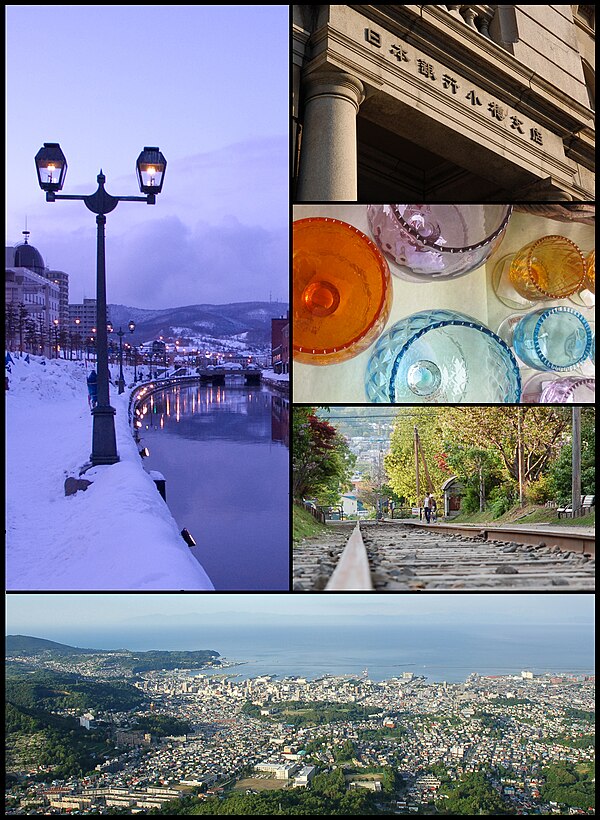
108, 301, 289, 347
6, 635, 101, 656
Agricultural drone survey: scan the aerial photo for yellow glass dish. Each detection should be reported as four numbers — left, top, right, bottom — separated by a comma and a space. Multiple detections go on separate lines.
509, 234, 586, 301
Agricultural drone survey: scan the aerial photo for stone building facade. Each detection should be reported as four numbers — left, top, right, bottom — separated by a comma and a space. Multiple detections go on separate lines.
293, 5, 595, 201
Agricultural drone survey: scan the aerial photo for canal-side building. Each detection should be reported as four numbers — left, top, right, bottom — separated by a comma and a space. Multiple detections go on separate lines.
271, 313, 290, 374
293, 5, 595, 201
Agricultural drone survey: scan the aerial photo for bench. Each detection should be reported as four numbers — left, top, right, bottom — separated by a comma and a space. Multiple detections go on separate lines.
557, 495, 595, 518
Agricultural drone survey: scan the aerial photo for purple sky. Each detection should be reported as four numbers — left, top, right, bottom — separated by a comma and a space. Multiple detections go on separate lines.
6, 5, 289, 308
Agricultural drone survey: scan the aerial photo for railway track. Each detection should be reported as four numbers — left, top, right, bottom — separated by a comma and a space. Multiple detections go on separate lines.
293, 521, 595, 592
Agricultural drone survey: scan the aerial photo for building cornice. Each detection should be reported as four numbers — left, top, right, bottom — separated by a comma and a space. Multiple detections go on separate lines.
343, 4, 594, 135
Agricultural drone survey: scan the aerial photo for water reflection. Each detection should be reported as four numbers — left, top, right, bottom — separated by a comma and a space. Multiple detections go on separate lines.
138, 383, 289, 591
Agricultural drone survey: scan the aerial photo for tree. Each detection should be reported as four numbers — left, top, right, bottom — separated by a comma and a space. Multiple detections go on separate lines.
292, 407, 356, 503
384, 409, 453, 502
440, 407, 569, 486
548, 408, 595, 504
445, 445, 503, 513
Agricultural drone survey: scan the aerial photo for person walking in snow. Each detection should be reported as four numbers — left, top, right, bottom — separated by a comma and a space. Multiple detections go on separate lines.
87, 369, 98, 409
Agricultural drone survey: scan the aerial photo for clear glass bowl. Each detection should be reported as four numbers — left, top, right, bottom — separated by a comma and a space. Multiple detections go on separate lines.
293, 217, 392, 365
512, 307, 592, 371
367, 204, 512, 281
365, 309, 521, 403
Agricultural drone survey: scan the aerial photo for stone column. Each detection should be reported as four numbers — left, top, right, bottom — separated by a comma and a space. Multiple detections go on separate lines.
296, 71, 365, 201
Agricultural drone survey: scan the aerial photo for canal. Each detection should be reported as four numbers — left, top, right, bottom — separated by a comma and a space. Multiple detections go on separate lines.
137, 381, 289, 590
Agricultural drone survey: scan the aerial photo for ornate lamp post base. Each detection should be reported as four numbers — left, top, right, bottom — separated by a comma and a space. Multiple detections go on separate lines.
90, 405, 119, 465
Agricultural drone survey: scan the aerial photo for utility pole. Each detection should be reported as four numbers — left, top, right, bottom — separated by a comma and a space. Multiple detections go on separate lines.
517, 408, 525, 506
414, 425, 420, 512
572, 407, 582, 517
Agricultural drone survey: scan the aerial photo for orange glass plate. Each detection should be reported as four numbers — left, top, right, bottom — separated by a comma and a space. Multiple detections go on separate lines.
293, 218, 392, 365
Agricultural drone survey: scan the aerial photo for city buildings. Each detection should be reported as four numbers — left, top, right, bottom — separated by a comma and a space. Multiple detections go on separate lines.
271, 312, 290, 374
5, 234, 63, 354
293, 5, 595, 201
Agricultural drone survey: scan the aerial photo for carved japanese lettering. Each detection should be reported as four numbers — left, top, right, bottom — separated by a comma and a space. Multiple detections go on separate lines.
365, 28, 381, 47
442, 75, 459, 94
356, 29, 545, 147
488, 102, 507, 121
466, 90, 482, 106
417, 59, 436, 80
530, 128, 544, 145
510, 116, 525, 134
390, 44, 409, 62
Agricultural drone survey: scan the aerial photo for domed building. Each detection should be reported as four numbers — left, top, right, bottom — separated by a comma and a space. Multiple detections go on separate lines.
5, 231, 68, 354
12, 235, 46, 274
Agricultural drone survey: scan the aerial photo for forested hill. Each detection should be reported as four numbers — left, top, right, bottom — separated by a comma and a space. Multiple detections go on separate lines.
6, 635, 101, 656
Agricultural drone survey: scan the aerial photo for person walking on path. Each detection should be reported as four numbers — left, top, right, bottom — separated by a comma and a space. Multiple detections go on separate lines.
423, 493, 432, 524
430, 495, 437, 523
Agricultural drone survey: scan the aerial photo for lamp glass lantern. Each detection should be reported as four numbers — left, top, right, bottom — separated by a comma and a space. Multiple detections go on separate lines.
136, 146, 166, 194
35, 142, 68, 192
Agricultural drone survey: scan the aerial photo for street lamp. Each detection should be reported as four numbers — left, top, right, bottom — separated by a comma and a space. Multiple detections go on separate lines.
74, 317, 81, 360
128, 320, 137, 382
115, 324, 133, 394
35, 142, 166, 466
53, 318, 59, 359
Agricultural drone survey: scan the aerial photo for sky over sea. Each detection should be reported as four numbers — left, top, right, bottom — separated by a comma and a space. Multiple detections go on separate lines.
5, 593, 595, 636
5, 5, 288, 308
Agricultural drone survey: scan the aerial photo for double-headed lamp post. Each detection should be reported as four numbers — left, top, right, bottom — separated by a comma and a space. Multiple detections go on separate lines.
35, 143, 166, 466
128, 320, 137, 382
115, 321, 135, 394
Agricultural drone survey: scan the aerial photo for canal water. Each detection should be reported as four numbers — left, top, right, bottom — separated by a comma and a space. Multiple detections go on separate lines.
137, 381, 289, 590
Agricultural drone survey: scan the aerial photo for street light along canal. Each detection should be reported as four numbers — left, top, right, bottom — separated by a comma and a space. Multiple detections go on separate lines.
137, 381, 289, 590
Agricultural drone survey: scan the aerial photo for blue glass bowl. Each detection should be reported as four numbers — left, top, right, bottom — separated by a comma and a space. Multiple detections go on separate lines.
365, 309, 521, 403
512, 307, 592, 372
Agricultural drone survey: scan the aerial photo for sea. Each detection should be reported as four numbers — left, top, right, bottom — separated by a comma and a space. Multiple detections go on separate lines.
44, 622, 595, 684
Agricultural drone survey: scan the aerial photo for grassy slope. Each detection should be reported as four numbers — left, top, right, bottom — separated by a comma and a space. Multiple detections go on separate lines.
450, 504, 595, 527
292, 504, 328, 544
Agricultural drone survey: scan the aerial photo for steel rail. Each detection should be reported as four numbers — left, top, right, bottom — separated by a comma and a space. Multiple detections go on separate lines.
389, 520, 595, 557
325, 523, 373, 591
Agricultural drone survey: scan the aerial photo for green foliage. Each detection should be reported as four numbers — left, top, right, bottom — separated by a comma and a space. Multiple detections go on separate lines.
548, 409, 596, 504
437, 771, 509, 815
292, 407, 356, 503
152, 768, 377, 814
132, 714, 191, 737
540, 762, 595, 809
242, 700, 382, 727
564, 708, 595, 722
5, 669, 145, 712
6, 702, 115, 780
116, 649, 219, 673
541, 734, 595, 749
333, 739, 355, 762
525, 473, 554, 505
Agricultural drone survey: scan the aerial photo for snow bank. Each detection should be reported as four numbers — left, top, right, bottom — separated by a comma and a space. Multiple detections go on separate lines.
6, 353, 213, 591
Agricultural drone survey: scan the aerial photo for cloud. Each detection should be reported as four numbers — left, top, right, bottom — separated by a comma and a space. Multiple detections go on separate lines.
6, 136, 289, 308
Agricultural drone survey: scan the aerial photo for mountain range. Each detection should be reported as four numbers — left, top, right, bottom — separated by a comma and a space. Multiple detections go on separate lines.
108, 301, 289, 347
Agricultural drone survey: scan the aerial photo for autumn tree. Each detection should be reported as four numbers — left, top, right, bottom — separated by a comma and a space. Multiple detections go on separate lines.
292, 407, 356, 503
384, 408, 453, 503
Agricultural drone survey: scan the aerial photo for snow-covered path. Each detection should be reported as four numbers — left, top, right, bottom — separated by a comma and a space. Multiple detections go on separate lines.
6, 354, 213, 590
